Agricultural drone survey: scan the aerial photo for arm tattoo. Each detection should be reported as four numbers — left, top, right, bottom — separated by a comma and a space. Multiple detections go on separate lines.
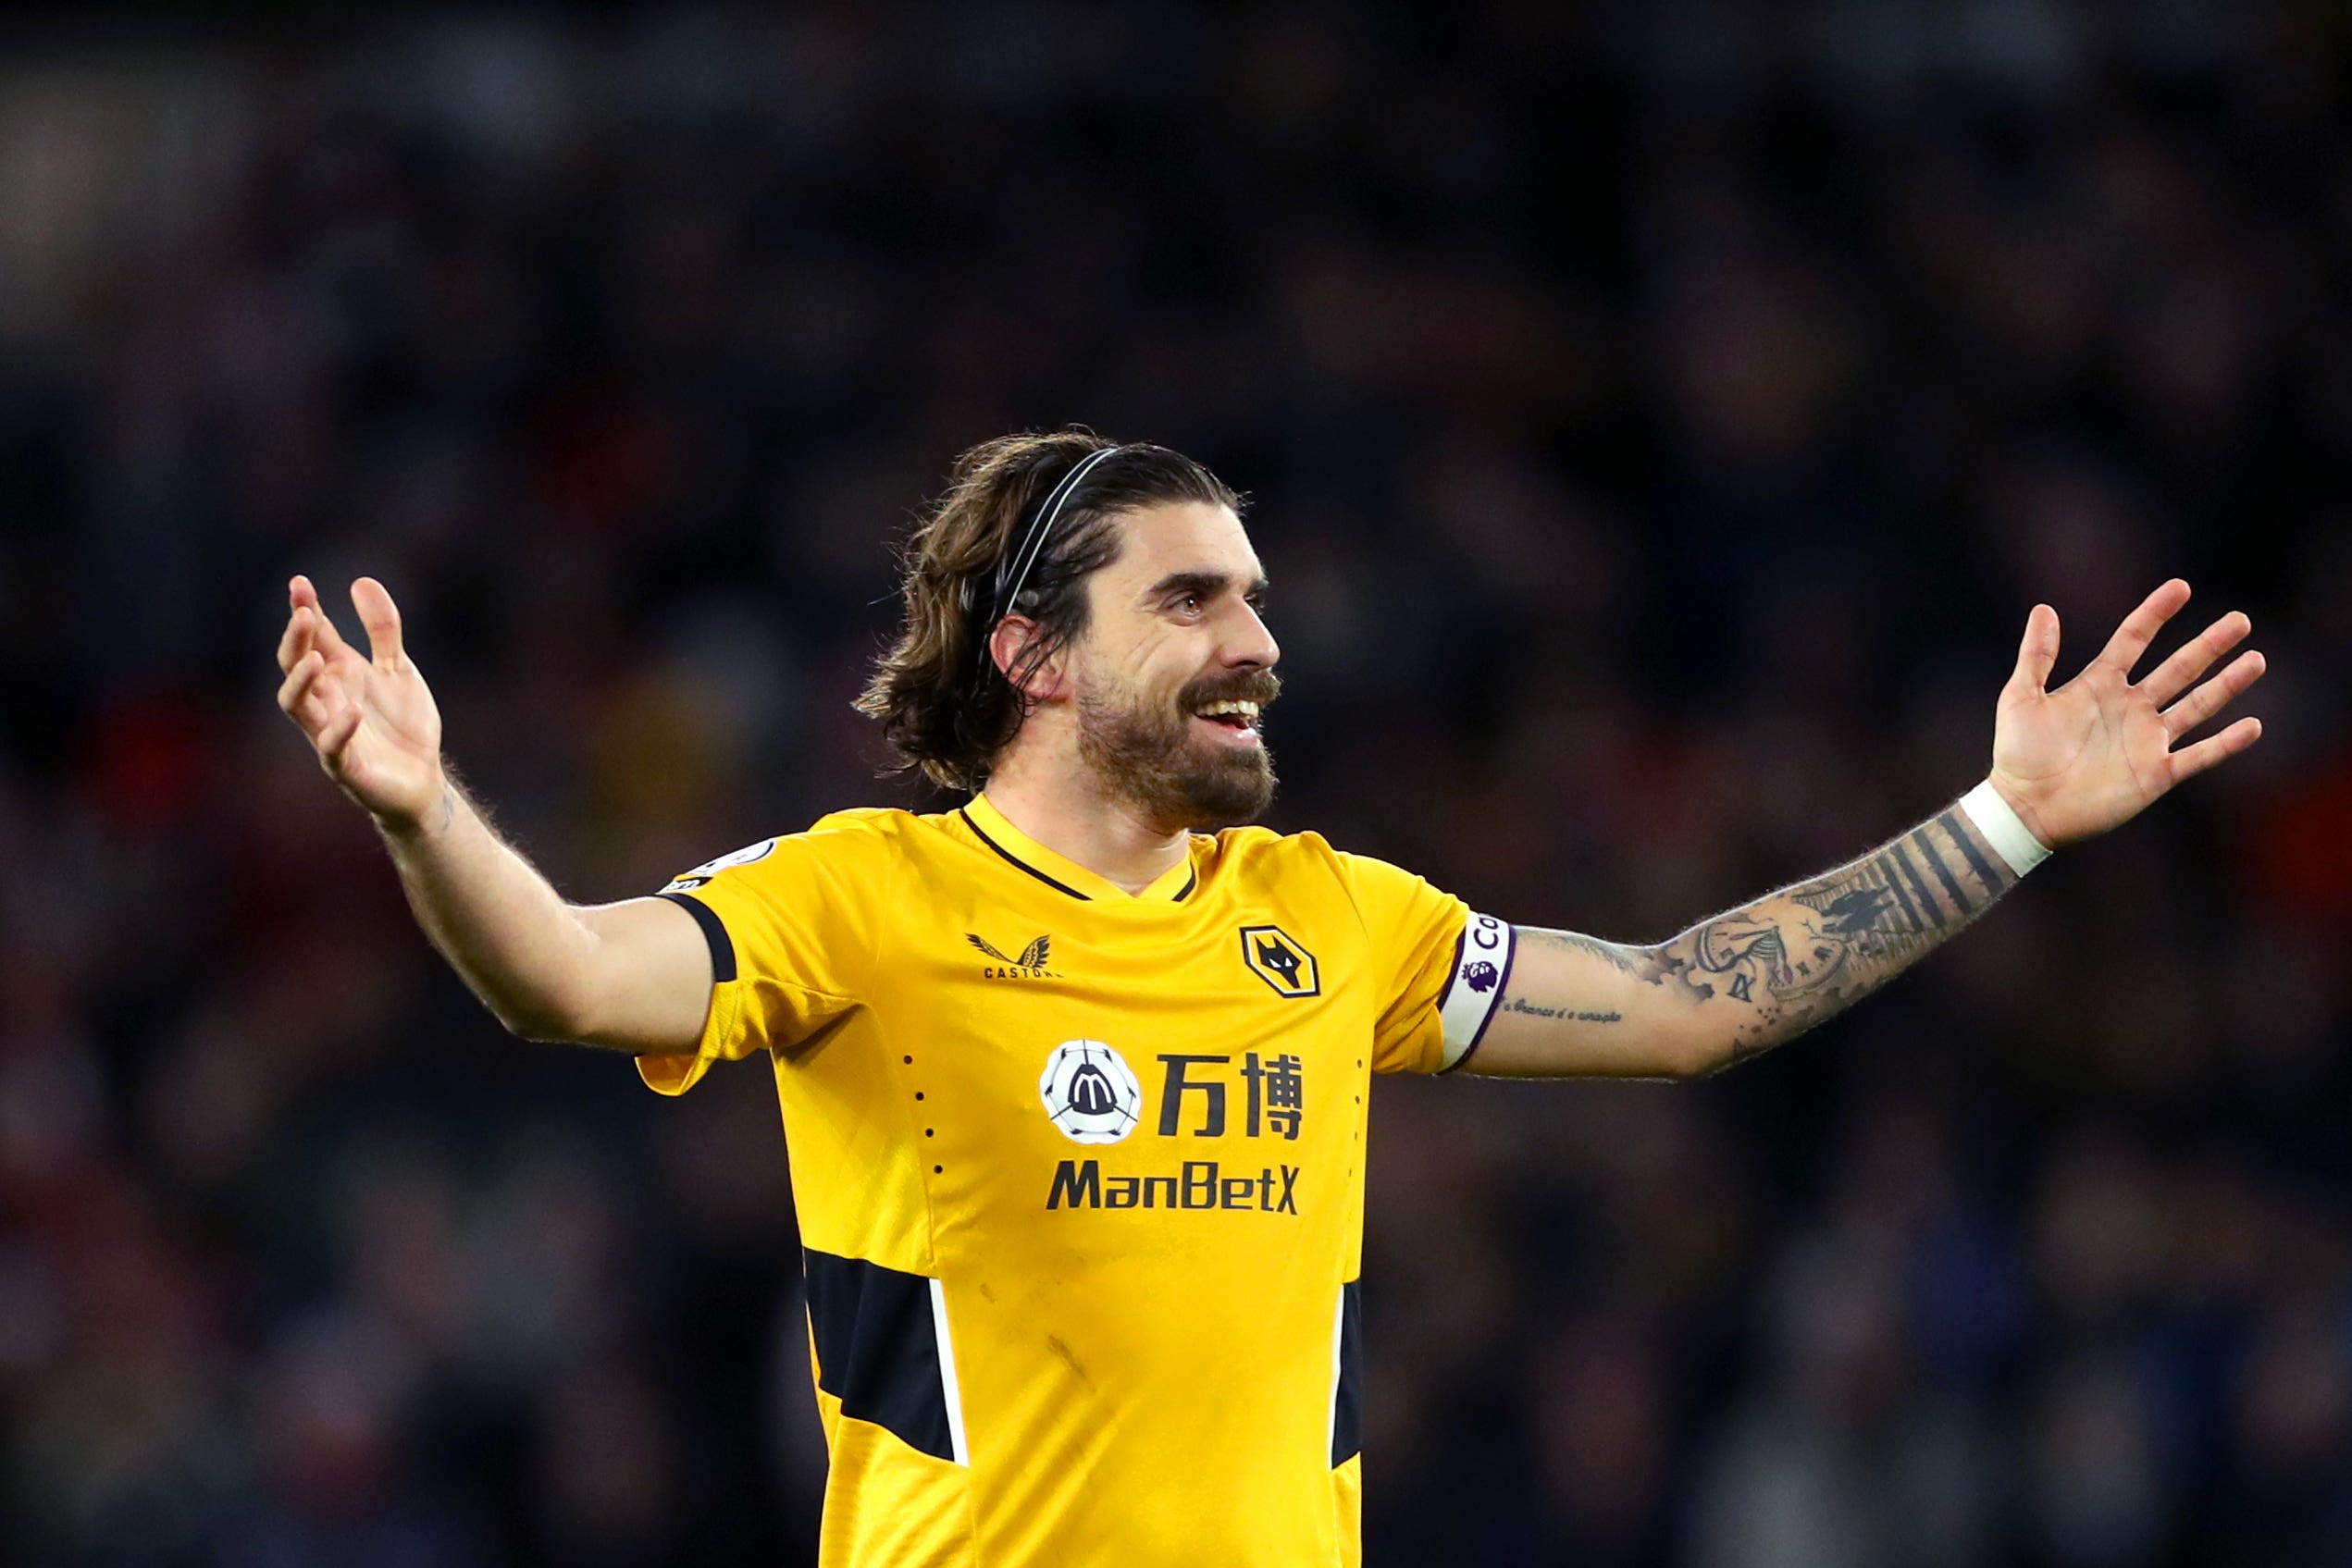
1502, 995, 1624, 1025
1521, 926, 1644, 977
1515, 805, 2018, 1070
1675, 805, 2015, 1068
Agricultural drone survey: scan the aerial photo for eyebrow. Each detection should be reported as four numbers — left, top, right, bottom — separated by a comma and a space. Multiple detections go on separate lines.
1142, 570, 1270, 605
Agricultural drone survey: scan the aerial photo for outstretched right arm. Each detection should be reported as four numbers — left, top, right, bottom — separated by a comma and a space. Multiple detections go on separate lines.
275, 574, 712, 1052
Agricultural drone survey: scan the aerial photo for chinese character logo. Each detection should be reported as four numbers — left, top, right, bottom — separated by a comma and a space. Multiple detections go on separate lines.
1157, 1052, 1307, 1140
1242, 1053, 1305, 1139
1239, 924, 1319, 998
1038, 1041, 1144, 1145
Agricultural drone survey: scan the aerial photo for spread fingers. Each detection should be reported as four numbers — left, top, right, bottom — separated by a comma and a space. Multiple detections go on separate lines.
2094, 578, 2191, 677
2140, 611, 2251, 708
2168, 715, 2264, 782
2163, 649, 2266, 740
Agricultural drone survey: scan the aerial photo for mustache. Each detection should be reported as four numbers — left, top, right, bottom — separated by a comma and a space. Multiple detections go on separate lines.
1178, 670, 1282, 711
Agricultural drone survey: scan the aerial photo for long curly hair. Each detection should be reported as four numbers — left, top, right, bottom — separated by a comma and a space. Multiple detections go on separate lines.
855, 430, 1242, 792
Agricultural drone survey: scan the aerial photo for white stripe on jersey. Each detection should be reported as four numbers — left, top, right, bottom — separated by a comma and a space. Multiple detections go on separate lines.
930, 1278, 971, 1466
1325, 1284, 1345, 1463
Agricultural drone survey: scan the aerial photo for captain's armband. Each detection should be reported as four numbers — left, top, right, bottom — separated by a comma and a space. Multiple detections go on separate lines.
1435, 912, 1516, 1071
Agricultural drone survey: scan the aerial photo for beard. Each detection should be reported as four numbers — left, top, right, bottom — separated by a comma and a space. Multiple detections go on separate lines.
1076, 669, 1281, 833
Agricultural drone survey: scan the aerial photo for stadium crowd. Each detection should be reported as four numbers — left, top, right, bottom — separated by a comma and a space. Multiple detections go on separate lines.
2, 3, 2348, 1563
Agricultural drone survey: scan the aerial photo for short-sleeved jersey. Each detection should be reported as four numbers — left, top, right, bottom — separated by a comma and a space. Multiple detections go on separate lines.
640, 795, 1517, 1568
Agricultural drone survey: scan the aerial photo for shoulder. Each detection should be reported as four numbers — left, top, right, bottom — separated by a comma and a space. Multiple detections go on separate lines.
1206, 824, 1358, 897
779, 808, 936, 879
805, 806, 923, 845
666, 808, 917, 894
1206, 828, 1460, 954
1221, 827, 1455, 918
1213, 824, 1418, 883
1212, 822, 1339, 868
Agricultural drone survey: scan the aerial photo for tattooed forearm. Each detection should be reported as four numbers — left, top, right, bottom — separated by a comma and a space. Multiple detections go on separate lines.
1502, 995, 1623, 1025
1474, 798, 2021, 1079
1644, 804, 2017, 1070
1520, 926, 1646, 977
1518, 925, 1712, 1003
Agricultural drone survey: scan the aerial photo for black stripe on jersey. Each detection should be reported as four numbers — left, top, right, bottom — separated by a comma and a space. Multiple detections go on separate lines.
803, 1248, 957, 1463
959, 809, 1093, 900
1331, 1278, 1363, 1467
1173, 866, 1198, 902
659, 892, 737, 983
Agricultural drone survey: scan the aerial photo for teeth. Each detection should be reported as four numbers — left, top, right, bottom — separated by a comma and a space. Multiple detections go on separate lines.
1196, 700, 1259, 720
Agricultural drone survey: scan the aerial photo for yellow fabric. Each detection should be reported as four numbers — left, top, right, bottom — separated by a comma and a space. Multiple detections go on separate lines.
638, 797, 1467, 1567
813, 1389, 979, 1568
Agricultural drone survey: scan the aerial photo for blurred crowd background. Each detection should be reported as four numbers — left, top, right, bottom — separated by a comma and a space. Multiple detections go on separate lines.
4, 3, 2350, 1564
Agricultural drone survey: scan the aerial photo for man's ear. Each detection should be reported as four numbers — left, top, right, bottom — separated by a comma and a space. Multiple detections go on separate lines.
990, 615, 1069, 702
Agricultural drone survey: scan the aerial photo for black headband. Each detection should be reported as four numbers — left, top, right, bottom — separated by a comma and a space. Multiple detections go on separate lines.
972, 444, 1123, 667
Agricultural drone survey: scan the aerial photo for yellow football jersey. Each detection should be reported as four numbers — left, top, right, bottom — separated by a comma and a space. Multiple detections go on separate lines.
638, 794, 1517, 1568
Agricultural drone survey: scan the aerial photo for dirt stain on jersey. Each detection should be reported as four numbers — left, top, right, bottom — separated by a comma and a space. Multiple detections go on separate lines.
1046, 1334, 1093, 1389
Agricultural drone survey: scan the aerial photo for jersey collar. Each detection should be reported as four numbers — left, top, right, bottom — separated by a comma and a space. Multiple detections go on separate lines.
960, 794, 1200, 904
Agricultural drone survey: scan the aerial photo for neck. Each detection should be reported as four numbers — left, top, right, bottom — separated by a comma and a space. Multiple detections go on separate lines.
981, 741, 1191, 896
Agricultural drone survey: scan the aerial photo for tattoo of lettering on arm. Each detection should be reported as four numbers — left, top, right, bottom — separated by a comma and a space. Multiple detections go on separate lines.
1507, 806, 2018, 1069
1502, 995, 1624, 1025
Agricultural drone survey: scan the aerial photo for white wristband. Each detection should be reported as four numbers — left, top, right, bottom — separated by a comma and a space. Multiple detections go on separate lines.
1958, 780, 2051, 878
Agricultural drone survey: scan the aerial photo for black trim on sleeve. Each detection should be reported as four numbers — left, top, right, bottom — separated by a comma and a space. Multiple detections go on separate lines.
803, 1247, 957, 1463
959, 809, 1093, 901
659, 892, 737, 984
1331, 1278, 1363, 1466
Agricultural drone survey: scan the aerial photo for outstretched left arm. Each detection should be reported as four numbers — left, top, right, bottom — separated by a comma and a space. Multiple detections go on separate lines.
1468, 579, 2266, 1080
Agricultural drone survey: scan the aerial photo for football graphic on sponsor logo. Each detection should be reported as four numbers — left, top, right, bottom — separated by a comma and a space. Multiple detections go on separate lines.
1038, 1040, 1144, 1145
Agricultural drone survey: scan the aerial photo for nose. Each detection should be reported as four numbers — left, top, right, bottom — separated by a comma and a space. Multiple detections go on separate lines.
1227, 600, 1280, 670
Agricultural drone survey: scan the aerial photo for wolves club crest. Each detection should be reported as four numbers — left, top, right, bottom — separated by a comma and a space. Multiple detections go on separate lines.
1238, 924, 1319, 999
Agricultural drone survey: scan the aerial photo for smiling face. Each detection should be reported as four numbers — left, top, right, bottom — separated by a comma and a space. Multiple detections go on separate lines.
1060, 500, 1282, 832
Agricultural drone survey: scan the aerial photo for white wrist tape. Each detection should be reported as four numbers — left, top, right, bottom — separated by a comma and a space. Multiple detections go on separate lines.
1959, 780, 2051, 877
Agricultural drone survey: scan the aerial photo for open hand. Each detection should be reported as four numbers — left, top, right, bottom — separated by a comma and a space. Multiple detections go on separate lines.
1989, 579, 2264, 848
275, 575, 446, 831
